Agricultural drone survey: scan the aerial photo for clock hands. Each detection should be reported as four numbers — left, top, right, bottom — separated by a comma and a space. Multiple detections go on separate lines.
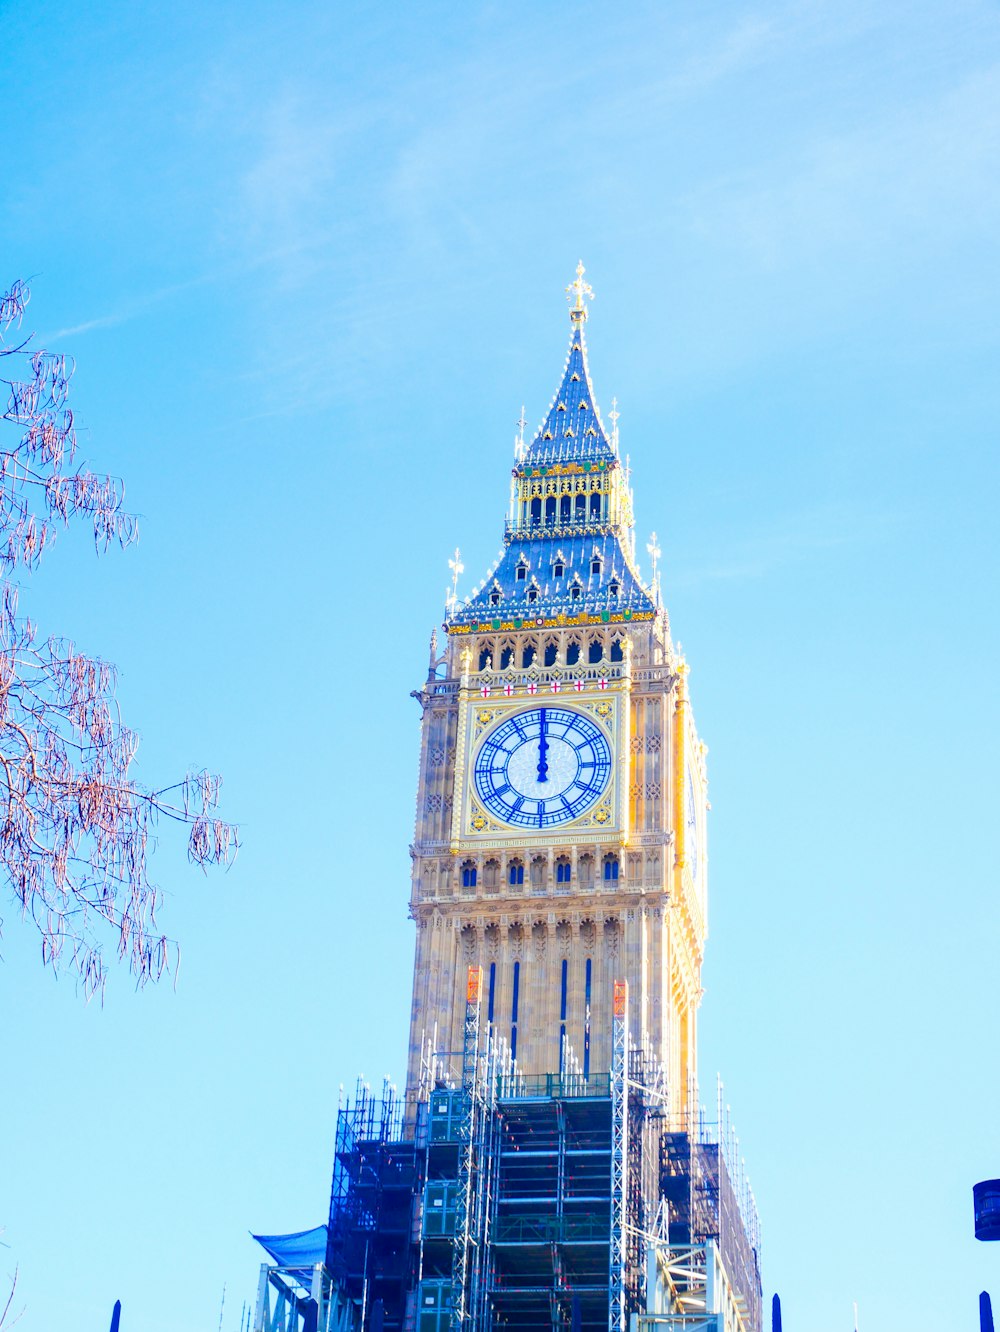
537, 707, 549, 783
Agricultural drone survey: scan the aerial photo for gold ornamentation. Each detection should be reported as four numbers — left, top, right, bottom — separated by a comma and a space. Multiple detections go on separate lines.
477, 709, 494, 726
596, 702, 613, 718
566, 260, 594, 317
593, 807, 612, 825
471, 815, 487, 832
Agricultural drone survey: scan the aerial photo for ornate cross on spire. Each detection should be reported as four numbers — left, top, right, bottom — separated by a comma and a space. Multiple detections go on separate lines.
646, 532, 661, 578
447, 547, 464, 608
514, 404, 527, 459
647, 532, 662, 605
566, 261, 594, 322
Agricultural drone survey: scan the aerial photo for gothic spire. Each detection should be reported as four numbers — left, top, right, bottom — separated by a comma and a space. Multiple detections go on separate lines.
519, 263, 618, 470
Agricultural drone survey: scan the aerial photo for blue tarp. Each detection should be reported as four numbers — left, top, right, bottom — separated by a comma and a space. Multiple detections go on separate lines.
252, 1225, 328, 1270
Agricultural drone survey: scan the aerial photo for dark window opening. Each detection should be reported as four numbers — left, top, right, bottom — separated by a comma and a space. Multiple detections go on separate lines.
545, 497, 557, 525
556, 858, 571, 884
566, 642, 580, 666
575, 494, 587, 521
489, 589, 501, 605
462, 861, 477, 888
560, 496, 572, 523
584, 958, 592, 1078
530, 497, 542, 526
553, 561, 564, 578
591, 558, 602, 574
478, 649, 491, 670
516, 563, 528, 581
500, 646, 514, 669
590, 492, 602, 519
570, 584, 581, 601
544, 643, 558, 667
509, 860, 524, 886
610, 640, 624, 663
527, 587, 538, 604
609, 580, 620, 597
521, 644, 534, 668
511, 960, 520, 1059
603, 854, 619, 882
588, 640, 603, 664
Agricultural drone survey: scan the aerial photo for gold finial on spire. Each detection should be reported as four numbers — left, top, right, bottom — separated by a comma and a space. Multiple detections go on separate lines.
566, 260, 593, 323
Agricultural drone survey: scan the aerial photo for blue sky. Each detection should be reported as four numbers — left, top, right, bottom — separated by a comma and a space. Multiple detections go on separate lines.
2, 1, 999, 1328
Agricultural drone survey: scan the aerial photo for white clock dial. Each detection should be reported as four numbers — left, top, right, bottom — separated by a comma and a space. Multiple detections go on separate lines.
473, 707, 612, 829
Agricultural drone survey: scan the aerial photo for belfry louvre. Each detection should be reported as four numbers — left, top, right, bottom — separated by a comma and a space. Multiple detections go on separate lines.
249, 268, 762, 1332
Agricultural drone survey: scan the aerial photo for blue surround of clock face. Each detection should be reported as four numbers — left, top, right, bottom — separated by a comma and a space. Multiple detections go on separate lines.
473, 707, 612, 829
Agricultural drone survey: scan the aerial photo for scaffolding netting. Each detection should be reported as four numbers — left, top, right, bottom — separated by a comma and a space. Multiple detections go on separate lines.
252, 1225, 328, 1272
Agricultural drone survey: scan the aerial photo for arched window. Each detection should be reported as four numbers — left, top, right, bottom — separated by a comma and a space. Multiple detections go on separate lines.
609, 579, 620, 598
575, 494, 587, 521
521, 641, 535, 668
545, 496, 557, 525
566, 641, 580, 666
483, 859, 500, 891
516, 560, 528, 581
591, 556, 602, 575
508, 858, 524, 886
610, 639, 624, 663
530, 498, 542, 527
556, 856, 571, 884
578, 854, 594, 887
560, 495, 572, 523
590, 492, 602, 519
461, 860, 478, 888
500, 645, 514, 669
478, 648, 491, 671
530, 855, 546, 887
544, 643, 558, 667
588, 638, 603, 664
489, 586, 502, 606
570, 582, 582, 601
603, 853, 619, 882
527, 586, 539, 604
553, 561, 564, 578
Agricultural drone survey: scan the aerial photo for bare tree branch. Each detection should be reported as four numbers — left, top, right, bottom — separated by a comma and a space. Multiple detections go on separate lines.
0, 279, 238, 999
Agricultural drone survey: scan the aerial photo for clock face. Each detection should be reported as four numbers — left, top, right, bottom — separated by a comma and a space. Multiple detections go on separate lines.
473, 707, 612, 829
686, 766, 699, 882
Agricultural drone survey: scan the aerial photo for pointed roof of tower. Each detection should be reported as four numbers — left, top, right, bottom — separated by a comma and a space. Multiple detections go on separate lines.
519, 263, 618, 470
444, 266, 658, 633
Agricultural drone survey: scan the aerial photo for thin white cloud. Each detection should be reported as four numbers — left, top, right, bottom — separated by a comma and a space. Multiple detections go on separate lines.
48, 310, 132, 340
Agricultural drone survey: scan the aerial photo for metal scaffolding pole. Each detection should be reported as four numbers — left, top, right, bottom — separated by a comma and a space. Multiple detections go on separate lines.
610, 978, 629, 1332
451, 965, 483, 1332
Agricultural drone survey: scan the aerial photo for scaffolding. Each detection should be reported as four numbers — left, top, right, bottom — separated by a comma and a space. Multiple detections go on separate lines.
254, 1263, 359, 1332
658, 1104, 761, 1332
253, 973, 761, 1332
633, 1239, 751, 1332
325, 1078, 423, 1332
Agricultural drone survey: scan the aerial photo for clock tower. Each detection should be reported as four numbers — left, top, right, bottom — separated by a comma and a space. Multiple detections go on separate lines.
248, 268, 762, 1332
407, 265, 707, 1116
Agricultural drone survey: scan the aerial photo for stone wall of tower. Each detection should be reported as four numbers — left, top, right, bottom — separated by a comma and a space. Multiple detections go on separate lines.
405, 615, 707, 1122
